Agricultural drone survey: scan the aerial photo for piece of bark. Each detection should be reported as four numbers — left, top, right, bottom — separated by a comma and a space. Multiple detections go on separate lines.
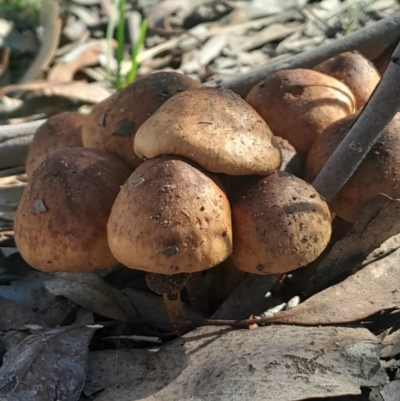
206, 10, 400, 97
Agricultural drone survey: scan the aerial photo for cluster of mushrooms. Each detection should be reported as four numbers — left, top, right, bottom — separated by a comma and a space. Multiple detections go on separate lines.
15, 50, 397, 335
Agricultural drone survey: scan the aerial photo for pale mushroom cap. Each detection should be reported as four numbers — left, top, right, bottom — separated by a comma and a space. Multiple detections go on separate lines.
15, 147, 132, 273
314, 51, 381, 109
245, 68, 356, 156
81, 72, 202, 169
305, 112, 400, 222
133, 86, 282, 176
26, 111, 84, 178
231, 171, 332, 275
107, 156, 233, 275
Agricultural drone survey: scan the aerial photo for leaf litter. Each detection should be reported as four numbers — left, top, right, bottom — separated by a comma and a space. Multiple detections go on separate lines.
0, 309, 95, 401
2, 1, 400, 400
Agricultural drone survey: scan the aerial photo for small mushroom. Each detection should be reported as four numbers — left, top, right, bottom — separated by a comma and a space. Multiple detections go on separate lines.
231, 171, 332, 275
305, 112, 400, 222
15, 147, 131, 273
25, 111, 84, 178
314, 51, 381, 109
134, 86, 282, 176
107, 155, 233, 334
81, 71, 202, 170
245, 68, 356, 156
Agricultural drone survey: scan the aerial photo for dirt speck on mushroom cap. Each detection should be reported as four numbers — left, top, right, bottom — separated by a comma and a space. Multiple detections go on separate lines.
231, 170, 332, 275
107, 155, 233, 275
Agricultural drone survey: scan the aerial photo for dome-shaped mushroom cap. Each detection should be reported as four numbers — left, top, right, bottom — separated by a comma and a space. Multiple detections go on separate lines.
133, 86, 282, 176
245, 68, 356, 156
314, 51, 381, 109
26, 111, 84, 178
107, 156, 233, 275
305, 112, 400, 222
14, 147, 132, 273
82, 71, 202, 170
231, 171, 332, 275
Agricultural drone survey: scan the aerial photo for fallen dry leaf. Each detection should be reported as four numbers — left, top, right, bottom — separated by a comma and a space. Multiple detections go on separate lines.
87, 348, 150, 391
122, 288, 204, 333
93, 325, 387, 401
0, 296, 47, 331
0, 311, 95, 401
0, 269, 55, 312
381, 329, 400, 359
45, 272, 138, 322
48, 40, 115, 82
264, 245, 400, 325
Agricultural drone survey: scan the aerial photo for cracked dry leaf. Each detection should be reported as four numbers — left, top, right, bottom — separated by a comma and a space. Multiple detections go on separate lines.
265, 246, 400, 325
45, 272, 138, 321
94, 325, 387, 401
0, 296, 47, 331
0, 321, 94, 401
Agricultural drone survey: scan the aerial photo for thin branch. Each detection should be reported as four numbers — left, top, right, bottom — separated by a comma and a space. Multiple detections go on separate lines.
312, 40, 400, 202
206, 10, 400, 97
0, 119, 45, 140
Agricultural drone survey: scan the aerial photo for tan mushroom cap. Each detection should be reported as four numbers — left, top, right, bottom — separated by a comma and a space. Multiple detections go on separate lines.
231, 171, 332, 275
26, 111, 84, 178
15, 147, 131, 273
305, 112, 400, 223
81, 71, 202, 170
134, 86, 282, 176
107, 156, 233, 275
314, 51, 381, 109
245, 68, 356, 156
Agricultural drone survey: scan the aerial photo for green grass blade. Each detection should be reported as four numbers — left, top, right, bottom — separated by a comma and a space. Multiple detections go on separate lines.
125, 18, 148, 86
115, 0, 126, 89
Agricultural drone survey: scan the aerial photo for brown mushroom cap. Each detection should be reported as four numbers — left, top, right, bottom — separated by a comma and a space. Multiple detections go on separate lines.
231, 170, 332, 275
314, 51, 381, 109
81, 72, 202, 170
107, 156, 233, 275
25, 112, 84, 178
305, 112, 400, 222
245, 68, 356, 156
14, 147, 131, 273
134, 86, 282, 176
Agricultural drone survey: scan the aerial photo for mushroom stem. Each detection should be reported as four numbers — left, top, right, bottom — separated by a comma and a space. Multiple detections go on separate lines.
145, 272, 189, 336
163, 292, 185, 336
